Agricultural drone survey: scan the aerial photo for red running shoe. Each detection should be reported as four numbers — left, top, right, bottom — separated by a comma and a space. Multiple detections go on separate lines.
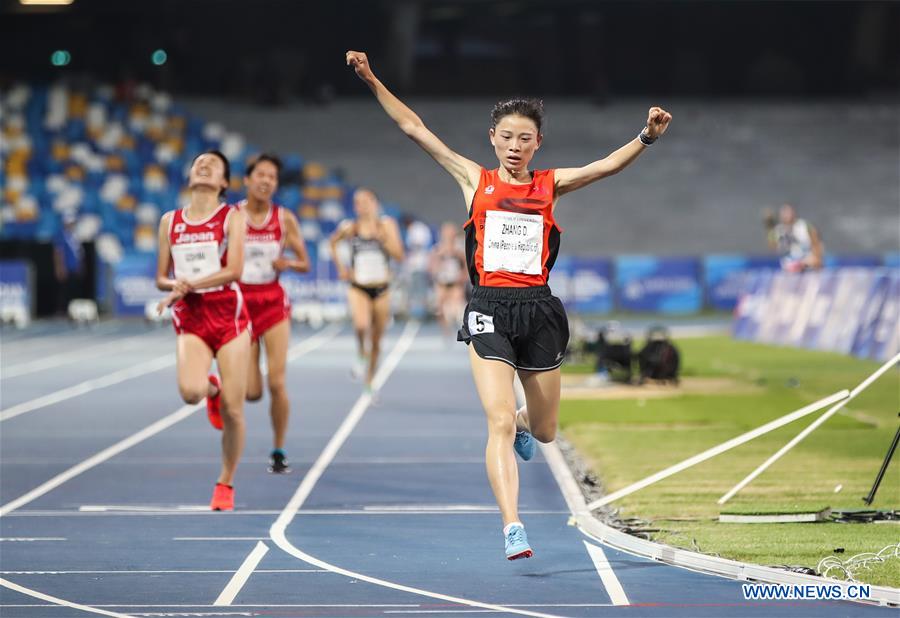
206, 374, 223, 430
210, 483, 234, 511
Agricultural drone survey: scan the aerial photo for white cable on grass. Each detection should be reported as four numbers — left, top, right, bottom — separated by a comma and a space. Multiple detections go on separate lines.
585, 389, 850, 511
718, 352, 900, 504
817, 543, 900, 582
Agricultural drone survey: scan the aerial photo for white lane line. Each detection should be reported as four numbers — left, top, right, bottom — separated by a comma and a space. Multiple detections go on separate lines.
1, 332, 164, 379
0, 404, 198, 517
361, 504, 496, 512
173, 537, 269, 541
267, 321, 564, 618
382, 609, 620, 615
583, 541, 630, 606
1, 570, 323, 575
213, 541, 270, 606
134, 611, 250, 618
0, 354, 174, 422
0, 577, 134, 617
3, 509, 568, 518
79, 505, 211, 512
5, 510, 287, 517
0, 537, 66, 541
0, 325, 342, 518
0, 604, 422, 608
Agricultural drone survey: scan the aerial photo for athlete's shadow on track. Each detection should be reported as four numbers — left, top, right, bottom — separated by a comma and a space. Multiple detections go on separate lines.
520, 560, 662, 578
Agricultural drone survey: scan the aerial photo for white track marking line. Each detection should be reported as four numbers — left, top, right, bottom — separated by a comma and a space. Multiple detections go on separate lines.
380, 606, 618, 615
0, 604, 615, 609
267, 322, 565, 618
362, 504, 497, 511
213, 541, 270, 606
0, 537, 66, 541
0, 404, 198, 517
3, 509, 568, 518
1, 570, 323, 575
0, 577, 135, 617
0, 604, 423, 608
5, 510, 287, 517
79, 505, 211, 512
583, 541, 630, 606
0, 354, 174, 422
1, 332, 164, 379
0, 325, 341, 517
173, 537, 269, 541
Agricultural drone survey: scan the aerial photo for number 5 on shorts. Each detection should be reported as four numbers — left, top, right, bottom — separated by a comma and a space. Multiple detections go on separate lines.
468, 311, 494, 335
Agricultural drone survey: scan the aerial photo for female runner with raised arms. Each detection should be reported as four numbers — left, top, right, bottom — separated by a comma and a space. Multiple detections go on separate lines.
346, 50, 671, 559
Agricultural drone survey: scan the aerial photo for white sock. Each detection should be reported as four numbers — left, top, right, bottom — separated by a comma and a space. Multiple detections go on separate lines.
503, 521, 524, 536
515, 407, 529, 433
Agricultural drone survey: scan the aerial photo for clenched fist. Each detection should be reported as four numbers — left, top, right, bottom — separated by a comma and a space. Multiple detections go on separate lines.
346, 50, 375, 83
645, 107, 673, 139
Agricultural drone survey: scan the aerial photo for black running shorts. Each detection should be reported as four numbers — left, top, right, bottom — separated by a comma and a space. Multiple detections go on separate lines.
457, 285, 569, 371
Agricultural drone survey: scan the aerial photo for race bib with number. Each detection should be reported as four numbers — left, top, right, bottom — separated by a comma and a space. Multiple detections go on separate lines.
468, 311, 495, 335
482, 210, 543, 275
242, 240, 281, 284
354, 250, 389, 285
171, 241, 221, 285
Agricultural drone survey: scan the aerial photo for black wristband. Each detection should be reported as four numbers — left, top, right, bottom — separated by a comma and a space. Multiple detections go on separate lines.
638, 129, 657, 146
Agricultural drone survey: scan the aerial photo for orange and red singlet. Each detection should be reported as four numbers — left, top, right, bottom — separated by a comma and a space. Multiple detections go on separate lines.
463, 168, 562, 288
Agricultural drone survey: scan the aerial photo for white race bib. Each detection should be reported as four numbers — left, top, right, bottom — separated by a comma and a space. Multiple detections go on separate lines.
172, 241, 221, 286
482, 210, 543, 275
354, 250, 389, 285
468, 311, 494, 335
242, 240, 281, 284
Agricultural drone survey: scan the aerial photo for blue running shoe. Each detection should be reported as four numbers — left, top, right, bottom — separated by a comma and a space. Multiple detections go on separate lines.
514, 430, 535, 461
504, 525, 533, 560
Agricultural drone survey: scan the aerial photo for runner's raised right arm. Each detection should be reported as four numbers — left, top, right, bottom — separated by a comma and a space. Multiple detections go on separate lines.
346, 50, 481, 209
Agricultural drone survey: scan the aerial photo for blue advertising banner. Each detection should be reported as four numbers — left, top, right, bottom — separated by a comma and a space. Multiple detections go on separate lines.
757, 272, 796, 344
570, 256, 613, 314
548, 255, 574, 307
824, 255, 882, 268
280, 270, 318, 308
704, 255, 780, 311
817, 269, 872, 353
0, 259, 34, 322
799, 270, 839, 349
616, 256, 702, 314
112, 252, 160, 316
850, 271, 893, 359
732, 270, 774, 341
869, 274, 900, 362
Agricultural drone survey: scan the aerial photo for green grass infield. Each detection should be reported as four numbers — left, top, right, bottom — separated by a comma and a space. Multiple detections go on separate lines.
560, 336, 899, 588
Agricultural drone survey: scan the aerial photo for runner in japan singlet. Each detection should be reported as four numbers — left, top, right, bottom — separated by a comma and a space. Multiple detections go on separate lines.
168, 203, 231, 292
240, 204, 285, 286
